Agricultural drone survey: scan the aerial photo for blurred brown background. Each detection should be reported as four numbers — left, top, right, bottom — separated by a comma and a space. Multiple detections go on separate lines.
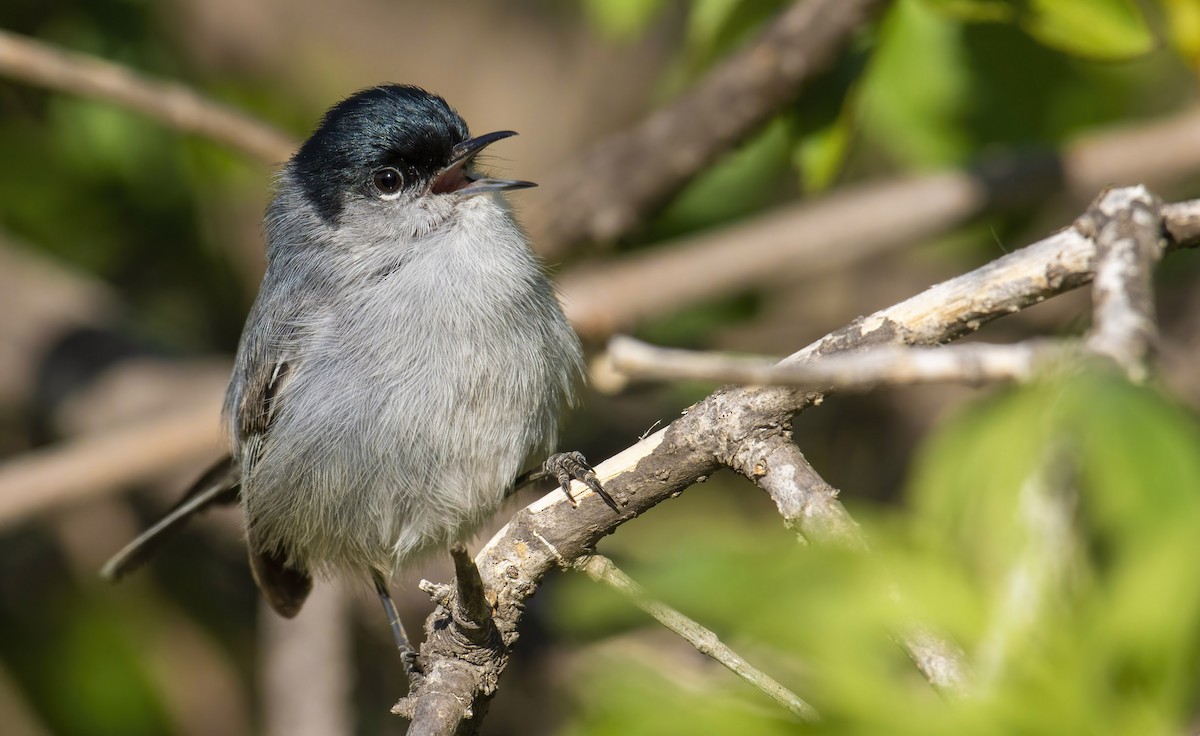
2, 1, 1200, 734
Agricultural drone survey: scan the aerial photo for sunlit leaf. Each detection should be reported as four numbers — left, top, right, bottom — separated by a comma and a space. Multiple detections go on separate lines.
921, 0, 1156, 60
559, 371, 1200, 734
686, 0, 749, 51
1163, 0, 1200, 71
645, 118, 793, 239
859, 0, 973, 167
787, 45, 868, 192
921, 0, 1013, 22
1022, 0, 1155, 60
581, 0, 669, 40
793, 116, 852, 192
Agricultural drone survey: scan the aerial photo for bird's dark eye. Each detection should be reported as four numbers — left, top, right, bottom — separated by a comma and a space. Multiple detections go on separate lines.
372, 167, 403, 195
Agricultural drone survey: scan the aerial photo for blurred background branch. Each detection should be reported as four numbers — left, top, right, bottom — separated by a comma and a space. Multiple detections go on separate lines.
561, 106, 1200, 338
527, 0, 893, 254
0, 28, 296, 162
2, 1, 1200, 734
0, 397, 223, 529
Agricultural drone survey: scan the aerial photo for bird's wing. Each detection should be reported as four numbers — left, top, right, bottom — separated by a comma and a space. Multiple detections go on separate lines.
100, 455, 239, 581
234, 357, 292, 473
103, 347, 314, 620
233, 355, 316, 618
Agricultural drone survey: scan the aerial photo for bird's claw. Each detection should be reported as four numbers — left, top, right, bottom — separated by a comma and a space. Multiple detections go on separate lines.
544, 451, 619, 513
401, 648, 422, 677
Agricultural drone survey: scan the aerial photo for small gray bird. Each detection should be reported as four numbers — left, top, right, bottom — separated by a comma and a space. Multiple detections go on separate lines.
103, 84, 614, 654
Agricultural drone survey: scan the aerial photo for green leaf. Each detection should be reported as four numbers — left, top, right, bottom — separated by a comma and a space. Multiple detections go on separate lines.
862, 0, 1148, 171
921, 0, 1014, 22
644, 117, 793, 239
686, 0, 749, 51
785, 42, 868, 193
1163, 0, 1200, 70
859, 0, 974, 167
922, 0, 1156, 60
581, 0, 669, 40
905, 371, 1200, 730
1022, 0, 1155, 60
556, 370, 1200, 734
793, 116, 852, 192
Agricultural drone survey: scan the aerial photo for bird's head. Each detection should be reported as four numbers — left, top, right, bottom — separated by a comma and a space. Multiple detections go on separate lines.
286, 85, 534, 228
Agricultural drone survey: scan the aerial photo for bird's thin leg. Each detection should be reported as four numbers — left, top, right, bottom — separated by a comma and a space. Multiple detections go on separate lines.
372, 572, 418, 670
512, 451, 620, 512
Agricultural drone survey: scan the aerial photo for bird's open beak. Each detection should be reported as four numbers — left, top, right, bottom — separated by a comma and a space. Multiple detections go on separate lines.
431, 130, 537, 195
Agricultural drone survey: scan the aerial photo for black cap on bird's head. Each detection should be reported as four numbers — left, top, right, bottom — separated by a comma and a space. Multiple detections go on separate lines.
289, 84, 534, 223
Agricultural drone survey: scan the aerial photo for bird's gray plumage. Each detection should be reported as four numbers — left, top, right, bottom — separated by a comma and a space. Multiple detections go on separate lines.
229, 168, 581, 578
104, 85, 584, 619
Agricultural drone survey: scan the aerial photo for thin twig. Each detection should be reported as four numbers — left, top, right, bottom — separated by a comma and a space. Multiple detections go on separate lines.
607, 335, 1072, 389
576, 553, 818, 721
529, 0, 892, 253
901, 626, 974, 698
0, 29, 297, 162
449, 543, 497, 646
1077, 185, 1165, 380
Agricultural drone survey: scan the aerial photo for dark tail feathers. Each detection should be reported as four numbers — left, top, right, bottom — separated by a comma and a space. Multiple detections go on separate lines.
101, 456, 240, 581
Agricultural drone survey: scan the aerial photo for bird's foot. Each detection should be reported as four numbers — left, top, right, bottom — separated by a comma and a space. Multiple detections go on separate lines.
544, 451, 619, 512
401, 648, 421, 677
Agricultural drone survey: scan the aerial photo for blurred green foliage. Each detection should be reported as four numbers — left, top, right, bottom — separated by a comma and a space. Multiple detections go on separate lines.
620, 0, 1189, 224
926, 0, 1156, 59
2, 1, 1200, 734
625, 0, 1195, 350
0, 0, 298, 353
555, 370, 1200, 734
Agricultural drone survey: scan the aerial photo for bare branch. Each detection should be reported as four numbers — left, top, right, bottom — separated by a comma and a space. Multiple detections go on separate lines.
560, 106, 1200, 338
744, 436, 865, 549
397, 546, 505, 735
4, 25, 1198, 348
607, 335, 1071, 389
0, 398, 224, 529
529, 0, 893, 254
0, 234, 120, 406
902, 626, 974, 699
0, 29, 296, 162
420, 543, 499, 648
1162, 199, 1200, 245
733, 431, 972, 695
398, 189, 1197, 731
2, 187, 1190, 728
1076, 186, 1165, 379
576, 554, 818, 721
975, 447, 1077, 687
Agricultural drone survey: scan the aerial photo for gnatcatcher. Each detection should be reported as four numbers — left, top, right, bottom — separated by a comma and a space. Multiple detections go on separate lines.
102, 85, 616, 657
